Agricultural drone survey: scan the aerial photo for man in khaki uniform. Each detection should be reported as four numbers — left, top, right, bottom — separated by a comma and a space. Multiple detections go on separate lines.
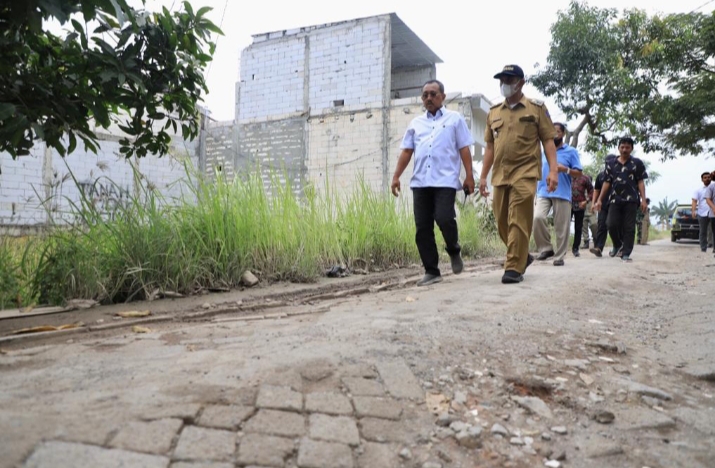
479, 64, 558, 284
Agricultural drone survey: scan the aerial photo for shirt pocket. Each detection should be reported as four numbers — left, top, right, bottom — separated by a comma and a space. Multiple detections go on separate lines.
490, 120, 504, 139
516, 115, 539, 142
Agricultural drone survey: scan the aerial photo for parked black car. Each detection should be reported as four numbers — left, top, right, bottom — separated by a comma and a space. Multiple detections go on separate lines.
671, 205, 700, 242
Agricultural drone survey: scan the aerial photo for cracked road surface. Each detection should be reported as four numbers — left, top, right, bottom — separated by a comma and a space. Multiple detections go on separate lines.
1, 239, 714, 468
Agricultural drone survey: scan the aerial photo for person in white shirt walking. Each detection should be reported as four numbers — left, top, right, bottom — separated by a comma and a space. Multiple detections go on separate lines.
391, 80, 475, 286
692, 172, 714, 253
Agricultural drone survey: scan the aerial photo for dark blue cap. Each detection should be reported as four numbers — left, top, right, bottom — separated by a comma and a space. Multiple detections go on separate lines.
494, 64, 524, 79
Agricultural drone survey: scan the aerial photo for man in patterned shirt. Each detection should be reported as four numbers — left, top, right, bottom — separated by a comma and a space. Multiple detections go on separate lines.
593, 137, 648, 262
571, 173, 594, 256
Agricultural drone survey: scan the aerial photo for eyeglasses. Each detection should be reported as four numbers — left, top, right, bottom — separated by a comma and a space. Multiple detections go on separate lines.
421, 91, 440, 99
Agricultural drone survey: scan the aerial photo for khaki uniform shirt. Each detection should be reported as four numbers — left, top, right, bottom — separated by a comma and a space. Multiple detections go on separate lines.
485, 95, 556, 186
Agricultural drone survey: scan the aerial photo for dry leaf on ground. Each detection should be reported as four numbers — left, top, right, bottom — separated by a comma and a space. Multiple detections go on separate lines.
11, 323, 84, 335
426, 392, 450, 414
406, 296, 416, 302
116, 310, 152, 318
65, 299, 99, 310
132, 326, 152, 334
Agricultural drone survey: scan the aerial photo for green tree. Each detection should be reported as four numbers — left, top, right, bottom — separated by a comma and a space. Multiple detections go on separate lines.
635, 11, 715, 157
0, 0, 221, 160
651, 197, 678, 228
533, 1, 715, 158
532, 1, 659, 153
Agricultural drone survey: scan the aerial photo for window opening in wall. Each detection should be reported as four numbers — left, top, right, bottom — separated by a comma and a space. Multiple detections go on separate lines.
252, 74, 255, 80
333, 99, 344, 107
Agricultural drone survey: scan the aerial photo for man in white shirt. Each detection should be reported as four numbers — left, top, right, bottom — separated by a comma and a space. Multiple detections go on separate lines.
692, 172, 714, 253
391, 80, 475, 286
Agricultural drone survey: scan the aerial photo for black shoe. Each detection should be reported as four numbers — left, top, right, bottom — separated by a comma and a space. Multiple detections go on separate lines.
501, 270, 524, 284
581, 242, 589, 250
450, 253, 464, 274
525, 254, 534, 271
616, 247, 623, 258
608, 247, 619, 257
572, 249, 580, 257
417, 274, 443, 286
536, 250, 555, 261
553, 259, 565, 266
590, 247, 603, 257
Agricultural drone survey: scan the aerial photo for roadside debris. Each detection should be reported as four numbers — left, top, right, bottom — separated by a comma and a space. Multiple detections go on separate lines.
11, 323, 84, 335
116, 310, 151, 318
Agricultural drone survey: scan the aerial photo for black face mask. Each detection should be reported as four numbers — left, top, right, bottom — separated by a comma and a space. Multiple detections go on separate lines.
554, 138, 563, 146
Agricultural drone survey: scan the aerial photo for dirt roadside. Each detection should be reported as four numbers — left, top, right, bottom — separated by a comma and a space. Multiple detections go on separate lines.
1, 239, 713, 468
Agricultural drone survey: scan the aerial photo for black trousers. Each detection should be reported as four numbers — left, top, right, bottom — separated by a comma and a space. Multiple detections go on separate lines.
594, 205, 610, 250
413, 187, 460, 276
698, 216, 713, 251
572, 209, 585, 251
607, 202, 638, 256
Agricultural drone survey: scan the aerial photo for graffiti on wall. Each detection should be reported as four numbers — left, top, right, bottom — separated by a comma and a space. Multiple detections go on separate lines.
78, 179, 131, 218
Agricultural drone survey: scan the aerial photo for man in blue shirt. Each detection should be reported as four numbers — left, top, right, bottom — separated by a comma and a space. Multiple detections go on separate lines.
532, 123, 583, 266
391, 80, 475, 286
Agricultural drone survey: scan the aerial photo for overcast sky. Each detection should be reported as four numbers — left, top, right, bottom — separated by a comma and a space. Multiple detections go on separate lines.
143, 0, 715, 207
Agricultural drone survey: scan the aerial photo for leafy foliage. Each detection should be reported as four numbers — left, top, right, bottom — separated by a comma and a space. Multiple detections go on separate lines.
0, 0, 221, 159
533, 1, 715, 158
651, 197, 678, 227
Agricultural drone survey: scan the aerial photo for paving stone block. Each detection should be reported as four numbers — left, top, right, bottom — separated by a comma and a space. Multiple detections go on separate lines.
51, 418, 119, 446
352, 397, 402, 420
360, 417, 410, 443
358, 442, 398, 468
244, 409, 306, 437
173, 426, 236, 461
109, 418, 183, 454
297, 438, 353, 468
305, 392, 353, 415
342, 377, 384, 396
24, 441, 169, 468
375, 360, 423, 400
309, 414, 360, 446
198, 404, 255, 430
237, 433, 295, 466
170, 463, 233, 468
299, 358, 336, 382
256, 385, 303, 412
141, 404, 203, 423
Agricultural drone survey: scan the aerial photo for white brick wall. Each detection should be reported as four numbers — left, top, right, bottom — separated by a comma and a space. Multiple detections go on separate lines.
0, 146, 46, 226
238, 36, 306, 121
307, 110, 385, 193
308, 17, 388, 113
0, 135, 199, 229
390, 65, 435, 99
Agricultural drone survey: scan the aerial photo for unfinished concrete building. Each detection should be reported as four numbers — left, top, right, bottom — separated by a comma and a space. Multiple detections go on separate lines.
209, 13, 492, 196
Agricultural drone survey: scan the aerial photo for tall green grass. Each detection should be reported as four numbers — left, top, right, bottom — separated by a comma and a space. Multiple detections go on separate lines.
0, 165, 502, 308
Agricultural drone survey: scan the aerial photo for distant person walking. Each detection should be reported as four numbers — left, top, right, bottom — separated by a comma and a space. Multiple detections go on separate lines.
692, 172, 714, 253
593, 137, 648, 262
581, 199, 598, 250
704, 179, 715, 257
391, 80, 475, 286
571, 172, 593, 256
636, 198, 651, 245
532, 123, 583, 265
589, 155, 617, 257
478, 64, 558, 284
